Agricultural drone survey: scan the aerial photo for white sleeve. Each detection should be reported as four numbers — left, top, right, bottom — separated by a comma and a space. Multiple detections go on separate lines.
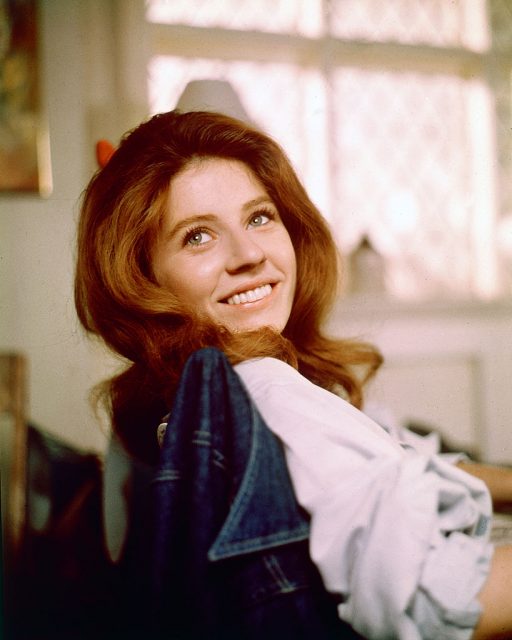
234, 358, 493, 640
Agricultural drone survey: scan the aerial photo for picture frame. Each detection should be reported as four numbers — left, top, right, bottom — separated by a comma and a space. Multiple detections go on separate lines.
0, 0, 52, 196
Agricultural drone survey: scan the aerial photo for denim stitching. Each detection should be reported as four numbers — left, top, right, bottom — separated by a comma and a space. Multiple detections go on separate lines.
189, 429, 229, 471
152, 470, 181, 482
192, 430, 212, 447
212, 448, 228, 472
263, 554, 295, 592
209, 529, 309, 561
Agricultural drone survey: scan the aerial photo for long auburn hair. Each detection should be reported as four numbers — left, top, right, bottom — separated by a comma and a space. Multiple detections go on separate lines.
75, 110, 382, 464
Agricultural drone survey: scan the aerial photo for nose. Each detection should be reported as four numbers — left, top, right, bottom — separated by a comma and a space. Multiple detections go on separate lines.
225, 230, 266, 274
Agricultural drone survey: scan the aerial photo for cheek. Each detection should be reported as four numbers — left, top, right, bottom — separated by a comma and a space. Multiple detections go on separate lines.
158, 255, 219, 304
283, 236, 298, 294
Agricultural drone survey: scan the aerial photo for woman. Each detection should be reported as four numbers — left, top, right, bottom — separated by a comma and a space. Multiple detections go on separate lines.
75, 110, 512, 639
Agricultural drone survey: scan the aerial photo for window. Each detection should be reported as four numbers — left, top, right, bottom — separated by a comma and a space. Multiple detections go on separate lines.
144, 0, 512, 300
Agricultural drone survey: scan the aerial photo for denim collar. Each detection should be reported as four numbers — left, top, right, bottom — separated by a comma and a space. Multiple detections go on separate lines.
209, 399, 309, 561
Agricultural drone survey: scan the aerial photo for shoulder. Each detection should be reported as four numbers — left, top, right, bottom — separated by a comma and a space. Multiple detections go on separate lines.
235, 356, 301, 382
234, 356, 325, 416
234, 357, 317, 399
234, 356, 348, 427
234, 357, 402, 454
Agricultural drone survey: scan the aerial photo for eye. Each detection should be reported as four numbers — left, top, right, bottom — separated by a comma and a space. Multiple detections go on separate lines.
249, 211, 272, 228
185, 229, 213, 246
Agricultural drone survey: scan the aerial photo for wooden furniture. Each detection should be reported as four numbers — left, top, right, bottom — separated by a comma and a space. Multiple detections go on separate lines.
0, 353, 27, 564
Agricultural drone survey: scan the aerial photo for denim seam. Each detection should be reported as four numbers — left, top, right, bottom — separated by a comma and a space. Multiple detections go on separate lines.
209, 529, 310, 561
189, 429, 228, 471
152, 470, 181, 482
191, 430, 213, 447
212, 447, 228, 472
263, 554, 295, 592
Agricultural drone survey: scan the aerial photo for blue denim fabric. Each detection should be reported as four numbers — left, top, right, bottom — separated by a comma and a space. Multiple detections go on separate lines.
151, 348, 363, 639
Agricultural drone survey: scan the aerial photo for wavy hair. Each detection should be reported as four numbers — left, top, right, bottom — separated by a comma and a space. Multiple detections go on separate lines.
75, 110, 382, 463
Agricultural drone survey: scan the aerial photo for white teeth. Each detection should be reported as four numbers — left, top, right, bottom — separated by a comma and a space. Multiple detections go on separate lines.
226, 284, 272, 305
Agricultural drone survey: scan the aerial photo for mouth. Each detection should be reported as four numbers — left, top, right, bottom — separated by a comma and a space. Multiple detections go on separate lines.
223, 284, 273, 306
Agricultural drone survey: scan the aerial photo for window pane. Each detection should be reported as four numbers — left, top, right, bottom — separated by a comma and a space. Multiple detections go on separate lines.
148, 56, 330, 215
148, 57, 304, 163
146, 0, 323, 36
330, 68, 491, 298
329, 0, 489, 50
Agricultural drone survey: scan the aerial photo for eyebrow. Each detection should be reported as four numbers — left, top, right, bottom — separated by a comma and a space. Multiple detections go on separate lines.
243, 196, 275, 211
165, 196, 276, 240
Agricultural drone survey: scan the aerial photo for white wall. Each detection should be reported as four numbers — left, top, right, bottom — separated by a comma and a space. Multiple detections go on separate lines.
0, 0, 141, 453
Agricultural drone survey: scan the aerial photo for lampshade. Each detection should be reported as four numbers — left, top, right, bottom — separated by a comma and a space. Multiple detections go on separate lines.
175, 79, 253, 124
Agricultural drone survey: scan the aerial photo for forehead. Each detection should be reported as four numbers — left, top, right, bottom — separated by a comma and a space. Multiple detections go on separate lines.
166, 157, 268, 215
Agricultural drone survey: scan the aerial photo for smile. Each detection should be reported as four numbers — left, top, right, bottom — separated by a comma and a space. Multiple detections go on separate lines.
226, 284, 273, 305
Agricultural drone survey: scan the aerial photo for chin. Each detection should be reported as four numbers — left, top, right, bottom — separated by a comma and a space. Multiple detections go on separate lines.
213, 302, 291, 334
236, 321, 285, 334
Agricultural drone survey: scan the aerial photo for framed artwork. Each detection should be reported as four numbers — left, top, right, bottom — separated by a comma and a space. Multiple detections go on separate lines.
0, 0, 52, 195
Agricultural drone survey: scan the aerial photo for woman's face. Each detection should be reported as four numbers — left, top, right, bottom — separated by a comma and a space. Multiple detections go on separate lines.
152, 158, 297, 333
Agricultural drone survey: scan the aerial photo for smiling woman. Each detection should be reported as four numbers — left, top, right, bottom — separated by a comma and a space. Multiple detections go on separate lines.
75, 110, 380, 464
151, 157, 297, 333
73, 109, 512, 640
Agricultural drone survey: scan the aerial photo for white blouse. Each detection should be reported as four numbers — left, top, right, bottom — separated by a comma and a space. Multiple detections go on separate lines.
234, 357, 494, 640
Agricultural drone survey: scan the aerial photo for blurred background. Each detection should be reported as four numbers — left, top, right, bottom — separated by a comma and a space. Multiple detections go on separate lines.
2, 0, 512, 466
3, 1, 512, 635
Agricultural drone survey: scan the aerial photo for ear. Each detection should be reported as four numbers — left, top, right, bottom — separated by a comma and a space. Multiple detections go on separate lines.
95, 139, 116, 168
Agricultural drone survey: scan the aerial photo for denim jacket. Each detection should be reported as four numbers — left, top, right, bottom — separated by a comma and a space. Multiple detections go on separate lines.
150, 348, 363, 639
